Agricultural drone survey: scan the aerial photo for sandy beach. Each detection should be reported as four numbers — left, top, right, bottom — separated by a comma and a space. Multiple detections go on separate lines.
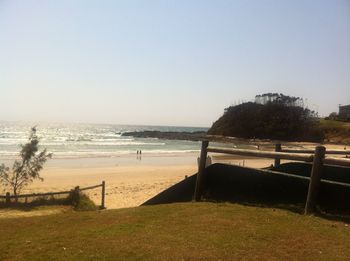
32, 164, 197, 210
0, 152, 275, 209
1, 142, 348, 210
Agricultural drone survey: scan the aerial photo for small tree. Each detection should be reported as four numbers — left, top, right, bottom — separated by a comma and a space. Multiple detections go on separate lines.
0, 127, 52, 197
328, 112, 338, 120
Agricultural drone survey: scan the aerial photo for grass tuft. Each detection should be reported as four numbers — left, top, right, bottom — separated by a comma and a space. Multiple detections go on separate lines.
68, 192, 98, 211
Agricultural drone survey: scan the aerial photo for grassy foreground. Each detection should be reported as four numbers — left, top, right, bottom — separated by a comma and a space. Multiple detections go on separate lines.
1, 202, 350, 260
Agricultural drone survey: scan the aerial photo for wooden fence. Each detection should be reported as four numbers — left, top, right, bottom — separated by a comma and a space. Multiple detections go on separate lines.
280, 146, 350, 155
194, 140, 350, 214
0, 181, 106, 209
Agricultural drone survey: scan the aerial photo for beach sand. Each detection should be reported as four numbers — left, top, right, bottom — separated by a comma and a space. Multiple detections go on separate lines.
1, 142, 348, 210
31, 164, 197, 209
1, 153, 273, 210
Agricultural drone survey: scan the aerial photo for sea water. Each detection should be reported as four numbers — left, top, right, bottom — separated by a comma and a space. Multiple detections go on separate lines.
0, 122, 208, 159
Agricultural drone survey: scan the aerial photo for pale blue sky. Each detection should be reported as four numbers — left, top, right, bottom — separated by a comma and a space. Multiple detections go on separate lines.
0, 0, 349, 127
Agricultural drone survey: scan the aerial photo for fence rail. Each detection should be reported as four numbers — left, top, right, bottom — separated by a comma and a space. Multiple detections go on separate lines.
195, 140, 350, 214
202, 135, 350, 156
203, 134, 256, 144
0, 181, 106, 209
207, 146, 314, 162
324, 157, 350, 167
80, 183, 104, 191
281, 148, 350, 155
0, 190, 71, 199
207, 146, 350, 168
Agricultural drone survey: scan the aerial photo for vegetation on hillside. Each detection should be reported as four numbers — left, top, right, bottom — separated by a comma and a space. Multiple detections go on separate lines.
1, 203, 350, 260
208, 94, 323, 141
320, 119, 350, 144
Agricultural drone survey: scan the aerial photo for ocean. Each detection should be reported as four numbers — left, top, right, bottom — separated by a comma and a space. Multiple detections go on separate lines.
0, 122, 208, 159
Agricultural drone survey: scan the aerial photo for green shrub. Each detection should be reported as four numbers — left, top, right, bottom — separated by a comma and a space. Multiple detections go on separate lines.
68, 192, 97, 211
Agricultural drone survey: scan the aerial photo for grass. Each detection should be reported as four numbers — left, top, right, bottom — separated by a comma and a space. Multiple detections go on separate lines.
320, 119, 350, 130
319, 119, 350, 144
1, 192, 97, 211
73, 193, 98, 211
0, 205, 72, 219
1, 202, 350, 260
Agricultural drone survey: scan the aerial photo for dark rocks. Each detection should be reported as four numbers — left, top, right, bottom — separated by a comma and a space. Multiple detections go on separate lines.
121, 131, 206, 141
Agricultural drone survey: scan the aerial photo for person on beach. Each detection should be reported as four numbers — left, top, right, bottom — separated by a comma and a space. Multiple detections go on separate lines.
136, 150, 142, 160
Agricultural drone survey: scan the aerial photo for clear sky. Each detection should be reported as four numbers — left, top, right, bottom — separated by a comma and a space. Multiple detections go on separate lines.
1, 0, 349, 127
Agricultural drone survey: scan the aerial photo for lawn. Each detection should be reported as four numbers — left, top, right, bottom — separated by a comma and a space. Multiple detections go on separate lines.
1, 202, 350, 260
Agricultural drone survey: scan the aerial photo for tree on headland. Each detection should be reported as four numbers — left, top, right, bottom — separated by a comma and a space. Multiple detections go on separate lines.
0, 127, 52, 197
326, 112, 338, 120
254, 93, 305, 108
209, 93, 323, 141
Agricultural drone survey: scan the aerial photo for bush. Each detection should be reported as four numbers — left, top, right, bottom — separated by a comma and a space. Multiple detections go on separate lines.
67, 191, 98, 211
0, 195, 72, 209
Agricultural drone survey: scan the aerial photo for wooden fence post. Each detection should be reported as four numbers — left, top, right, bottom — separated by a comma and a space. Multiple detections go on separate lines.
274, 143, 282, 167
73, 186, 80, 204
101, 181, 105, 209
305, 146, 326, 214
5, 192, 10, 206
194, 140, 209, 201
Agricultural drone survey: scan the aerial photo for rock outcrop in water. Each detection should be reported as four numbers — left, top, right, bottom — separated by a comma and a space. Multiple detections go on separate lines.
121, 131, 206, 141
